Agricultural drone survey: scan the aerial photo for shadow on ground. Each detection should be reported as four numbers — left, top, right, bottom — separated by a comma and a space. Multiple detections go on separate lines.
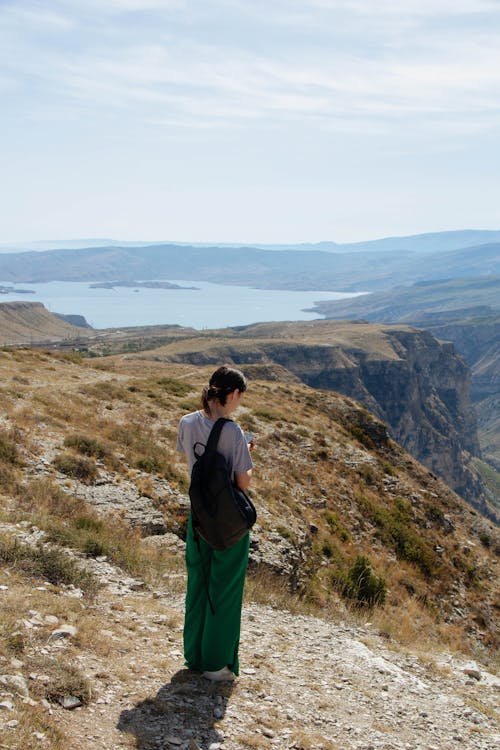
117, 669, 233, 749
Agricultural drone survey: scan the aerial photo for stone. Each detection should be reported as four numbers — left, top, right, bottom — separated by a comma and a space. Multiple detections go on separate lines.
0, 674, 30, 697
48, 625, 78, 642
463, 668, 481, 681
58, 695, 83, 710
0, 701, 14, 711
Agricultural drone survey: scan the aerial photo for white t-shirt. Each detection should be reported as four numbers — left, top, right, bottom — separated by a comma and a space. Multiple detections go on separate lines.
177, 411, 253, 476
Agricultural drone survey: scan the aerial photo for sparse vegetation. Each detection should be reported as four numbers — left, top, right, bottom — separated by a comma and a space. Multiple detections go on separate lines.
0, 535, 99, 596
156, 376, 194, 396
28, 654, 92, 705
324, 511, 351, 542
53, 452, 98, 484
0, 344, 497, 679
333, 555, 387, 607
63, 433, 111, 459
373, 497, 438, 577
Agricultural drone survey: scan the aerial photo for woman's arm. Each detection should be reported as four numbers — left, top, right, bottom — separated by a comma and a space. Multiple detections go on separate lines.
235, 468, 252, 491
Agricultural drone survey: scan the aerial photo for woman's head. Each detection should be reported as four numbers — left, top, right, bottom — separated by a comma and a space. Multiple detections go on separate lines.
201, 365, 247, 411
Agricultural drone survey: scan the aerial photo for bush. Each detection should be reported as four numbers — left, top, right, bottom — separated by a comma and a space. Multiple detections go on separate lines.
17, 477, 83, 519
157, 377, 193, 397
374, 498, 437, 577
349, 425, 374, 449
28, 655, 92, 705
324, 511, 351, 542
0, 429, 20, 465
252, 408, 284, 422
334, 555, 386, 607
63, 434, 110, 459
0, 537, 98, 596
53, 453, 98, 484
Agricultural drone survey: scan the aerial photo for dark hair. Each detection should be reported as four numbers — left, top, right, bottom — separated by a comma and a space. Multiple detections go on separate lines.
201, 366, 247, 411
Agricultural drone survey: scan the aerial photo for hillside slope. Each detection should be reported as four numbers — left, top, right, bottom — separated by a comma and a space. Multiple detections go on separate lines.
0, 348, 498, 748
0, 301, 92, 345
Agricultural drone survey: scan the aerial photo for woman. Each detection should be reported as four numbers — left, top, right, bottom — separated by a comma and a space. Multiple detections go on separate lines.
177, 365, 254, 682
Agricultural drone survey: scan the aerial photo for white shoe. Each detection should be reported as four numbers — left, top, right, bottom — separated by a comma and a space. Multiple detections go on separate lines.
202, 666, 235, 682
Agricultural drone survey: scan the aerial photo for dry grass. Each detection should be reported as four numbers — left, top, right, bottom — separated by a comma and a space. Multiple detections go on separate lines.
0, 704, 69, 750
0, 348, 497, 663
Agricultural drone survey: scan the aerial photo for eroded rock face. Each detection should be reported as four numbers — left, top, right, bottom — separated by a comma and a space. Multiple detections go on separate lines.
259, 328, 484, 510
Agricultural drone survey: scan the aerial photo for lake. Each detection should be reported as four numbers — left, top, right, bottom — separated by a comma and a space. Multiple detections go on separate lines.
0, 280, 363, 330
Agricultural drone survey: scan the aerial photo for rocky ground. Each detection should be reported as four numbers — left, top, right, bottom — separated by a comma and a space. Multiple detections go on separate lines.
0, 521, 498, 750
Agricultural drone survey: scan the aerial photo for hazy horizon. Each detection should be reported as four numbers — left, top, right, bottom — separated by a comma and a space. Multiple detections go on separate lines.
1, 227, 500, 254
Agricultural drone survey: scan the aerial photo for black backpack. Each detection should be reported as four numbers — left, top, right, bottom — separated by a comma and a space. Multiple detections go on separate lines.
189, 417, 257, 551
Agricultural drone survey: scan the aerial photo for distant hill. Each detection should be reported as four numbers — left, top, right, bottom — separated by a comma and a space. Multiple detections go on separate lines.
254, 229, 500, 253
2, 228, 500, 254
0, 240, 498, 292
308, 276, 500, 321
0, 301, 92, 345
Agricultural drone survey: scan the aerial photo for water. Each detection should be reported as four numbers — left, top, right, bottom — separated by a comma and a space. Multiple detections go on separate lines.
0, 279, 363, 330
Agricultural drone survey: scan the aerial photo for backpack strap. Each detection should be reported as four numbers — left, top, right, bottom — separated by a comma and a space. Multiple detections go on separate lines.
205, 417, 231, 452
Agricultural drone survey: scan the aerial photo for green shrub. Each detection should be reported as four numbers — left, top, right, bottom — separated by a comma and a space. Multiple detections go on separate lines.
28, 655, 92, 705
178, 397, 200, 412
349, 425, 374, 449
136, 456, 162, 473
0, 537, 98, 596
0, 429, 20, 465
374, 498, 437, 577
381, 461, 397, 477
357, 463, 378, 485
322, 540, 334, 558
334, 556, 386, 607
479, 532, 491, 548
53, 453, 98, 484
157, 377, 193, 397
74, 515, 104, 532
63, 434, 110, 459
252, 408, 284, 422
324, 511, 351, 542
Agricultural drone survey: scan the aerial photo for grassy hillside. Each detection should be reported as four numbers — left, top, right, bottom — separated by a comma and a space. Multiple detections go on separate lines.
0, 348, 497, 652
1, 346, 499, 748
0, 302, 91, 345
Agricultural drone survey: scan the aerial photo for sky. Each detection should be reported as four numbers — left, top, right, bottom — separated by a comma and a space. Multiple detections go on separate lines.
1, 0, 500, 245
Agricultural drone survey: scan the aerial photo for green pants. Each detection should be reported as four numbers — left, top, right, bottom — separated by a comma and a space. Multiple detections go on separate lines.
183, 515, 249, 675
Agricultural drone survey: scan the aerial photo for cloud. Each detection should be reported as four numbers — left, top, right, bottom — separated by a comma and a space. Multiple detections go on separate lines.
1, 0, 500, 138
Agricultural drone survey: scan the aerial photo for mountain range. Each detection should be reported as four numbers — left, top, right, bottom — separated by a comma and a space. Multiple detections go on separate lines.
0, 232, 498, 292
